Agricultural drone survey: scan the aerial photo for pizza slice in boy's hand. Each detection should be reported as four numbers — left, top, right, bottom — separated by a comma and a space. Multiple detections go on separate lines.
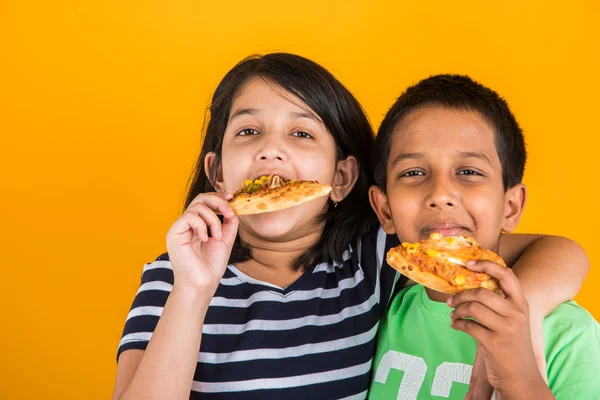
228, 174, 332, 215
386, 233, 506, 294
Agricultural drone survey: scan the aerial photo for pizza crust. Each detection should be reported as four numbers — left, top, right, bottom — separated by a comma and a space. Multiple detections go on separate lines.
386, 234, 505, 294
229, 178, 332, 215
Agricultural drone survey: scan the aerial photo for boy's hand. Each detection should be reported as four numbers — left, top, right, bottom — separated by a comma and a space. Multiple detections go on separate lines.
467, 348, 495, 400
448, 260, 551, 399
166, 192, 239, 295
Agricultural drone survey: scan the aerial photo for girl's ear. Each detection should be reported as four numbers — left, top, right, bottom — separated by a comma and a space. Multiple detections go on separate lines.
502, 183, 527, 233
204, 152, 225, 192
330, 155, 359, 202
369, 185, 396, 234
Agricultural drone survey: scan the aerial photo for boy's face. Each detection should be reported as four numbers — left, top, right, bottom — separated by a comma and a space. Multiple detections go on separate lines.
370, 104, 526, 251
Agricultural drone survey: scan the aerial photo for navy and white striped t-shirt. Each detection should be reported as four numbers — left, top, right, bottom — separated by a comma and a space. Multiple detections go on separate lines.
117, 227, 404, 399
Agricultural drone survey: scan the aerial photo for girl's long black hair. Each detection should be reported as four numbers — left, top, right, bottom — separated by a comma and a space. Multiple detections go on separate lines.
184, 53, 378, 271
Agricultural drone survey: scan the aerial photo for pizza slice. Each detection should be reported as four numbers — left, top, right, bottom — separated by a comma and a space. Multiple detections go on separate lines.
386, 233, 506, 294
228, 174, 332, 215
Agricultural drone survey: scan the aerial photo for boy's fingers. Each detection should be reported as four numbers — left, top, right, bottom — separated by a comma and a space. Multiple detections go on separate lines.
449, 288, 513, 318
451, 301, 506, 332
451, 318, 491, 345
465, 260, 525, 303
468, 347, 495, 400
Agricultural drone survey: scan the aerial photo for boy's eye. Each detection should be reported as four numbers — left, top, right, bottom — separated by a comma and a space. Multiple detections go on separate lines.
237, 128, 259, 136
401, 170, 425, 177
292, 131, 313, 139
458, 169, 481, 176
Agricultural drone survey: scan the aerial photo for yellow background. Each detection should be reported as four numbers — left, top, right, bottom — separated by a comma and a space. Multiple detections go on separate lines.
1, 1, 598, 398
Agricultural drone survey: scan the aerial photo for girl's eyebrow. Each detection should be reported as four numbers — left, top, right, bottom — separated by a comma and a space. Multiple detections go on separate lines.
228, 109, 323, 124
289, 111, 322, 124
229, 108, 257, 122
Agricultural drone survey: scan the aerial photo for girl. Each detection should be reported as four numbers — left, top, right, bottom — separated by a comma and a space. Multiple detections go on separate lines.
112, 53, 588, 400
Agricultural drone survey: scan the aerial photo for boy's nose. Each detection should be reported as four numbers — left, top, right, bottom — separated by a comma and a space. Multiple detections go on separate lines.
426, 179, 458, 209
428, 200, 455, 209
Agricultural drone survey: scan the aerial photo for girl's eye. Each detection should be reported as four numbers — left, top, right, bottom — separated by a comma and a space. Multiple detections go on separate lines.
292, 131, 313, 139
401, 170, 425, 177
458, 169, 481, 176
237, 128, 259, 136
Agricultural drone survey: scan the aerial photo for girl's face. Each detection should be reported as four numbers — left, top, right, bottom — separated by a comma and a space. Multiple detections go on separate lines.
211, 76, 341, 241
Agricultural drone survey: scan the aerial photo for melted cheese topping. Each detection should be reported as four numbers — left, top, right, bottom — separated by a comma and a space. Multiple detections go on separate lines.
241, 175, 295, 194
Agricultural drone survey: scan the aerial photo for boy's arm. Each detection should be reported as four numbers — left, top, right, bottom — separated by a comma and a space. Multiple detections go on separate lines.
498, 234, 589, 317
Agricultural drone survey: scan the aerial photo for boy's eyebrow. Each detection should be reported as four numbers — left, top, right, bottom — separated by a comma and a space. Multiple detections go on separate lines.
459, 151, 492, 165
391, 152, 425, 167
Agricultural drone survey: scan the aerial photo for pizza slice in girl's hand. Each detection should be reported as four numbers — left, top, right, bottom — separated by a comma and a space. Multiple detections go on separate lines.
386, 233, 506, 294
228, 174, 332, 215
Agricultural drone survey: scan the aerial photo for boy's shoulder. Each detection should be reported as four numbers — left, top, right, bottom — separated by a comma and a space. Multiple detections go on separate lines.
543, 301, 599, 343
386, 284, 424, 316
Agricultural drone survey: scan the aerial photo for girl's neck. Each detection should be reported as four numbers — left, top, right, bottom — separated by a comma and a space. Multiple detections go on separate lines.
234, 224, 324, 287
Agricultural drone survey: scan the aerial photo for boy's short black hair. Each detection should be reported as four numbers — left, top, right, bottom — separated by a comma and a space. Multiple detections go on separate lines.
374, 74, 526, 191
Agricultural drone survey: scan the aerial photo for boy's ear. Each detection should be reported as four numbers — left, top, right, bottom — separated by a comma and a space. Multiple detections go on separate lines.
204, 152, 225, 193
369, 185, 396, 235
330, 156, 359, 202
502, 183, 527, 233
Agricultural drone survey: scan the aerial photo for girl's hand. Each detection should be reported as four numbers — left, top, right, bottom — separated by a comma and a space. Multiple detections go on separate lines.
166, 192, 238, 294
448, 261, 552, 399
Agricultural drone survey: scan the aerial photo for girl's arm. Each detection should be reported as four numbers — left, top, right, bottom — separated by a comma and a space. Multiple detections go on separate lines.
498, 233, 589, 317
113, 287, 213, 400
499, 233, 589, 382
112, 193, 239, 400
465, 234, 589, 399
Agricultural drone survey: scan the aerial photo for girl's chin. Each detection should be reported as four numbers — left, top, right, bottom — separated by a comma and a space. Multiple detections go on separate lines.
239, 215, 303, 240
239, 210, 324, 242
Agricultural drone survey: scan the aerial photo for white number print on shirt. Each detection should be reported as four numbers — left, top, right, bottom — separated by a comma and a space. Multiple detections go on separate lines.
373, 351, 496, 399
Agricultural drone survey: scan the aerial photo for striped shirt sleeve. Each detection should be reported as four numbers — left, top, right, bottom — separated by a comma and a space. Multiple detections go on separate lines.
117, 253, 173, 361
358, 226, 406, 311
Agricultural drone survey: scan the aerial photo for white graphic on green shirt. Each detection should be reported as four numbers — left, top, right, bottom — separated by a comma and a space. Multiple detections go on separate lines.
374, 351, 426, 399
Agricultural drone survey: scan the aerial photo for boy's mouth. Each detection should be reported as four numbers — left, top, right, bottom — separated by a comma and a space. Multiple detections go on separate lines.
422, 222, 471, 238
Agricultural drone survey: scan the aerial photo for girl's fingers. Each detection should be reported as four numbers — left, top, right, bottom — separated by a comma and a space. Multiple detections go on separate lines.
216, 201, 236, 219
189, 192, 233, 209
169, 211, 208, 242
221, 214, 239, 249
186, 203, 224, 240
451, 301, 506, 332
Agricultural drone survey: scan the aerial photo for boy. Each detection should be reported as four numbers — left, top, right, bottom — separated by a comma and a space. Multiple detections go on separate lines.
367, 75, 599, 399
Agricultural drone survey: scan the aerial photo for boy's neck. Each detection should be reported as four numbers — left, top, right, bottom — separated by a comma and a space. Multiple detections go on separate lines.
424, 287, 452, 302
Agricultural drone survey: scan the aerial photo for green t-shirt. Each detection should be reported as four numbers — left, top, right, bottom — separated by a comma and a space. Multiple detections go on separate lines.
369, 285, 600, 399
